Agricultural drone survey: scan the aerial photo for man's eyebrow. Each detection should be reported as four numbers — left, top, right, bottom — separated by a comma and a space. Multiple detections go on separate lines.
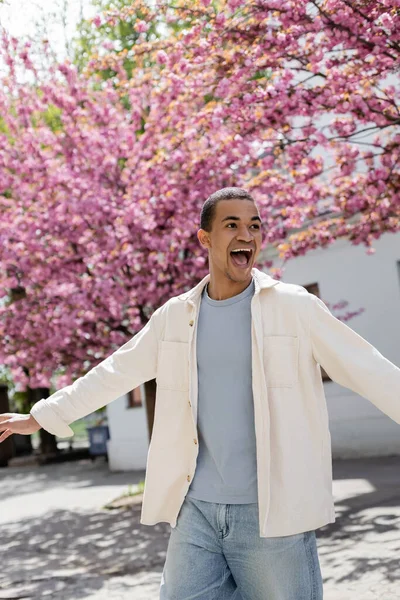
221, 215, 262, 223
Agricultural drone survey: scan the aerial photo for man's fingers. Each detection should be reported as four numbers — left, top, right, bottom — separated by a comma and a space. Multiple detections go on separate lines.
0, 429, 12, 443
0, 420, 11, 432
0, 413, 12, 423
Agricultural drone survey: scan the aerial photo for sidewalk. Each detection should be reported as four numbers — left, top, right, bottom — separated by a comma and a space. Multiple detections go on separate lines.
318, 456, 400, 599
0, 456, 399, 599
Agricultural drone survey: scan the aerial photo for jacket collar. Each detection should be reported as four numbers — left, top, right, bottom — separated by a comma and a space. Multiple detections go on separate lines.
178, 268, 280, 305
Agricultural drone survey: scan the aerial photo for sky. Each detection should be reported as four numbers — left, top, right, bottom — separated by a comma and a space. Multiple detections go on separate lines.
0, 0, 97, 62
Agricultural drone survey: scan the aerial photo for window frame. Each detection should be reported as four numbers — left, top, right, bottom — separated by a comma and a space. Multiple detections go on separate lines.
127, 386, 143, 409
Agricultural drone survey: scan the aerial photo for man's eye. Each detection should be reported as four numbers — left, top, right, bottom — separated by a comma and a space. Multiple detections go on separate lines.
227, 223, 237, 228
251, 224, 260, 230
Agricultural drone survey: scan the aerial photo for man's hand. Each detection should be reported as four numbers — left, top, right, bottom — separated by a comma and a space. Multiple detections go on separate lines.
0, 413, 41, 443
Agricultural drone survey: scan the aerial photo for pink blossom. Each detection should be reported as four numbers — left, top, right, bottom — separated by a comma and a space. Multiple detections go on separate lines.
135, 20, 149, 33
156, 50, 168, 65
215, 13, 226, 27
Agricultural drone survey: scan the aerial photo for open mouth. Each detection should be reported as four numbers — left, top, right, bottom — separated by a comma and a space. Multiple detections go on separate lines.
230, 248, 253, 269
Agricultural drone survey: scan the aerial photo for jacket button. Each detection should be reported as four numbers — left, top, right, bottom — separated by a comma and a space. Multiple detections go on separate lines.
189, 320, 194, 326
194, 439, 197, 445
188, 401, 192, 407
187, 475, 191, 482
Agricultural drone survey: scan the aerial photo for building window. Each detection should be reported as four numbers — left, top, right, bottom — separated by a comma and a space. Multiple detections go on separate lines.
304, 282, 331, 383
304, 282, 320, 297
128, 386, 143, 409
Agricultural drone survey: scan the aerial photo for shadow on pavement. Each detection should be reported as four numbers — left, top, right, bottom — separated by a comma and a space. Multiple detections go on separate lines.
1, 456, 399, 598
0, 503, 168, 599
317, 456, 400, 590
0, 459, 144, 503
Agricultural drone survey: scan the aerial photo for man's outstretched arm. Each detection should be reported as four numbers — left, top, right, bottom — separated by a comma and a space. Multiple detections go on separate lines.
309, 293, 400, 424
0, 306, 163, 442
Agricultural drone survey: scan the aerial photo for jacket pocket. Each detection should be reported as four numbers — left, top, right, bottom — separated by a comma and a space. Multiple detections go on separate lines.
263, 335, 299, 388
157, 340, 189, 391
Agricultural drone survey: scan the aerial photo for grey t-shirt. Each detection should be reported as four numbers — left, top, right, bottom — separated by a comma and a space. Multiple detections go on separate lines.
187, 279, 258, 503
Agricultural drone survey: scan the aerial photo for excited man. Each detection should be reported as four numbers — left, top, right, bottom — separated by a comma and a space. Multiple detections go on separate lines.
1, 187, 400, 600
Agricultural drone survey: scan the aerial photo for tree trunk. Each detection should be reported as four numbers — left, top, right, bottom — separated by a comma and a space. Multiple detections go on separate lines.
144, 379, 157, 443
0, 384, 14, 467
39, 427, 59, 455
28, 387, 59, 455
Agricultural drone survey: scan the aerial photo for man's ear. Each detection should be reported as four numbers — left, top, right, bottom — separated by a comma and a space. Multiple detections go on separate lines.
197, 229, 211, 250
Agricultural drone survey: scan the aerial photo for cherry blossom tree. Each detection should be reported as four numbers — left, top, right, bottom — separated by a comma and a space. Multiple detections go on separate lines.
95, 0, 399, 261
72, 0, 160, 77
0, 0, 398, 436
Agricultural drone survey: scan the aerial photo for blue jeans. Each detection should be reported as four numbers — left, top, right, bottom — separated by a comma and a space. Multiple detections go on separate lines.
160, 497, 323, 600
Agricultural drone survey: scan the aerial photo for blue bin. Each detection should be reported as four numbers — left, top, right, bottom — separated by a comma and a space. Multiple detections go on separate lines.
87, 425, 110, 456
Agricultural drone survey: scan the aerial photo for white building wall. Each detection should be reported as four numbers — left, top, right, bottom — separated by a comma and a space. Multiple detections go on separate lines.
267, 231, 400, 458
106, 385, 149, 471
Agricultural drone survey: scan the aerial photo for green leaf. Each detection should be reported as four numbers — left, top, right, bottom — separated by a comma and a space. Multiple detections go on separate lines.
250, 69, 272, 81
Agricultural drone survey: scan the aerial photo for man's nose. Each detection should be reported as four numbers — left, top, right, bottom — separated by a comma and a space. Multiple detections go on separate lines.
236, 226, 254, 242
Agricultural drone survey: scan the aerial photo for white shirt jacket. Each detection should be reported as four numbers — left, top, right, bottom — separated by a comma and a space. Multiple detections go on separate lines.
31, 269, 400, 537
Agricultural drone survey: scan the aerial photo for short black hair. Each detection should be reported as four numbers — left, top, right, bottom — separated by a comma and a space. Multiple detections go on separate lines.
200, 187, 255, 232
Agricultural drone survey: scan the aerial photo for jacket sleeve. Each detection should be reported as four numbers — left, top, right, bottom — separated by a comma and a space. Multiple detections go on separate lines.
309, 293, 400, 424
30, 308, 162, 438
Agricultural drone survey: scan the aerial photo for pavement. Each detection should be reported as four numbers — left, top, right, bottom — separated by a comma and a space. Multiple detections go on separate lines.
0, 456, 399, 599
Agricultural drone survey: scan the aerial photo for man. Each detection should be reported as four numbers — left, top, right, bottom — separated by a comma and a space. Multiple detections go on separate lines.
1, 187, 400, 599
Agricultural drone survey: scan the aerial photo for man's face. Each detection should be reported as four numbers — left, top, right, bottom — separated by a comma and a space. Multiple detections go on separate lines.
197, 199, 263, 283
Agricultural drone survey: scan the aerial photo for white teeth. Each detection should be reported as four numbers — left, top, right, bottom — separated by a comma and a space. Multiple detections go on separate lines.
231, 249, 252, 253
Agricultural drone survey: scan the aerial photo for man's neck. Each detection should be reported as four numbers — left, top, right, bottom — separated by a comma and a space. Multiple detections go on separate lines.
206, 275, 253, 301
